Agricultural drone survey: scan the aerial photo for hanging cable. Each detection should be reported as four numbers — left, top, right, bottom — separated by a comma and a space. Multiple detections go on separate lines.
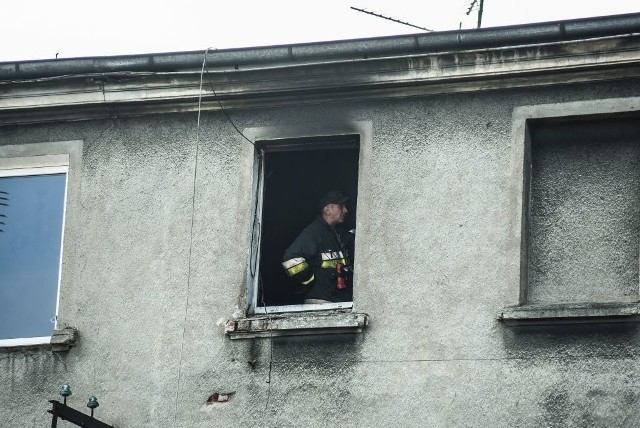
202, 49, 255, 147
199, 47, 273, 413
260, 280, 275, 411
174, 46, 211, 426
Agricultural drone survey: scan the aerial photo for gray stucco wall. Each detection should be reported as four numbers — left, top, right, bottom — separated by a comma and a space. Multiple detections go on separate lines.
528, 118, 640, 304
2, 79, 640, 427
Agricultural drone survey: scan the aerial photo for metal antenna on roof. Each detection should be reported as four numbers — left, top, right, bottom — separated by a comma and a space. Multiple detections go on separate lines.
465, 0, 485, 28
350, 7, 433, 32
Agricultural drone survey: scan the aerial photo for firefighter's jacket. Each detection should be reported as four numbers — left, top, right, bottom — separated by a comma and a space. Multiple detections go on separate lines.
282, 216, 353, 302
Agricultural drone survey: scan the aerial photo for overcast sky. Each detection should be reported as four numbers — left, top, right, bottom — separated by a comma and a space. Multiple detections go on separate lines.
1, 1, 638, 62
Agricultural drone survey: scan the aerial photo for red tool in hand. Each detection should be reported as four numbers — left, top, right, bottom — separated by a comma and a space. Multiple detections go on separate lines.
336, 263, 347, 290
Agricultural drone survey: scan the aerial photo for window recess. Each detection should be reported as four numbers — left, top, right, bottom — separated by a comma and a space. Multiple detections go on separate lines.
502, 100, 640, 325
247, 134, 360, 316
0, 141, 81, 349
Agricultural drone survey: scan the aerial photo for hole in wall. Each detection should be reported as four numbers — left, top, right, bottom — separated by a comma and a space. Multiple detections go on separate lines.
206, 392, 235, 405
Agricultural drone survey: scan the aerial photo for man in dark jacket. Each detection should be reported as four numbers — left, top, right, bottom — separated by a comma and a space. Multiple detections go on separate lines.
282, 191, 354, 303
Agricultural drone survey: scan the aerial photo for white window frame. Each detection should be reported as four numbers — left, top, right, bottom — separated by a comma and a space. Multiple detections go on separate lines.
242, 122, 372, 316
0, 141, 81, 347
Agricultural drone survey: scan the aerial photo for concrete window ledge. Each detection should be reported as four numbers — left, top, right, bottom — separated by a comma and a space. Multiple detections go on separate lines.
51, 327, 79, 352
225, 311, 369, 339
498, 302, 640, 326
0, 327, 78, 351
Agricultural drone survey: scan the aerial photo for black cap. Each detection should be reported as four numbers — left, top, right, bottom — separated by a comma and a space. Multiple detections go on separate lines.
319, 191, 349, 211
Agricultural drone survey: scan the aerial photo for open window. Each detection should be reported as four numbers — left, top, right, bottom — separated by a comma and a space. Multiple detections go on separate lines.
248, 135, 360, 315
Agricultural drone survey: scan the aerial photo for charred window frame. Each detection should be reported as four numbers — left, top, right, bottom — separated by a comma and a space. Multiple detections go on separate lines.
247, 134, 361, 315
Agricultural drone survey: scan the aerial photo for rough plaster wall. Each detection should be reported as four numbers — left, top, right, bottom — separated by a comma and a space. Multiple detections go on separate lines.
528, 119, 640, 304
0, 116, 202, 427
1, 79, 640, 427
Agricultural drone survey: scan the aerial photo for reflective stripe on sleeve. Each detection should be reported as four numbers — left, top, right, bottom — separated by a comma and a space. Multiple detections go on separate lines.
282, 257, 305, 269
301, 274, 315, 285
282, 257, 309, 276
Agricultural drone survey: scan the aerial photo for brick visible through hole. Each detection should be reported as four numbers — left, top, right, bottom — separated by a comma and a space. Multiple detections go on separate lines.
206, 392, 234, 404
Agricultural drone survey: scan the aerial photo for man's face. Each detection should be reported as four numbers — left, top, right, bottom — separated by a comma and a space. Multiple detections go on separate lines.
325, 203, 348, 226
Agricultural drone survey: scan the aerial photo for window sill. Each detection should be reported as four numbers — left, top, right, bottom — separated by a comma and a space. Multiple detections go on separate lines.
0, 327, 78, 351
225, 310, 369, 339
498, 302, 640, 326
253, 301, 353, 315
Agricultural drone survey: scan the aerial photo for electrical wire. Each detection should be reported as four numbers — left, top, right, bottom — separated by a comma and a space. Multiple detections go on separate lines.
199, 47, 274, 413
202, 49, 255, 147
199, 48, 261, 284
173, 46, 211, 426
259, 275, 275, 412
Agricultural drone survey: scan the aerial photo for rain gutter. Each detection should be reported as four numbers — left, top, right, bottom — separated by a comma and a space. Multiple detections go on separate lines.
1, 12, 639, 80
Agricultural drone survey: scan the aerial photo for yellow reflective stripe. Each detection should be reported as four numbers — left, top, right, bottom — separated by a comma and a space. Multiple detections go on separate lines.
321, 258, 348, 269
321, 251, 347, 269
285, 261, 309, 276
301, 274, 315, 285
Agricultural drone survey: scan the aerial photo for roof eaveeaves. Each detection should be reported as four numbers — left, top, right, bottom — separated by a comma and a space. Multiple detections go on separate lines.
1, 12, 639, 80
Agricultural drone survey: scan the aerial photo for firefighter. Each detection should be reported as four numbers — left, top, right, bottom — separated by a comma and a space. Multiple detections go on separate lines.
282, 191, 354, 304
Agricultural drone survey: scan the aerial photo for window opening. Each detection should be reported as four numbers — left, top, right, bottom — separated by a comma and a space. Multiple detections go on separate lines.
251, 135, 359, 314
0, 165, 68, 345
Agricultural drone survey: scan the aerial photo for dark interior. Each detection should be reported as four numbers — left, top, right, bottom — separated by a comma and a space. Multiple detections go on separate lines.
258, 141, 360, 306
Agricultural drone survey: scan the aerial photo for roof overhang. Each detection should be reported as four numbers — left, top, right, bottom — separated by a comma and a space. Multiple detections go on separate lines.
1, 13, 640, 125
